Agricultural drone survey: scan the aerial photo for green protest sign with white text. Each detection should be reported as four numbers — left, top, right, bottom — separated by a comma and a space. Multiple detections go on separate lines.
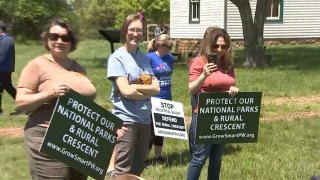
40, 90, 122, 180
196, 92, 262, 144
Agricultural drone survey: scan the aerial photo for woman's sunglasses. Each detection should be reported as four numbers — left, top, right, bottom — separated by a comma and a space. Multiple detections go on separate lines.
48, 33, 72, 43
162, 44, 173, 50
212, 44, 227, 50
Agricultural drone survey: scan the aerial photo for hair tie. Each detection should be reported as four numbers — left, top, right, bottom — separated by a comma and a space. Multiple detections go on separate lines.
137, 12, 144, 21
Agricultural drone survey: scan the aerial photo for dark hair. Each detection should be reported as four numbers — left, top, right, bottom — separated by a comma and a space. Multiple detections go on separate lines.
41, 18, 77, 52
0, 21, 7, 32
199, 27, 233, 71
120, 14, 144, 44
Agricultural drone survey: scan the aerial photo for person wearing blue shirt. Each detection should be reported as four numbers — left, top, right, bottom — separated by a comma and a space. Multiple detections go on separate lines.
145, 34, 174, 164
107, 14, 160, 177
0, 21, 16, 115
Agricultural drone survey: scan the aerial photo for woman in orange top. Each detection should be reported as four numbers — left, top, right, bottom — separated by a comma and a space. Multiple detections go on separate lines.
15, 19, 96, 180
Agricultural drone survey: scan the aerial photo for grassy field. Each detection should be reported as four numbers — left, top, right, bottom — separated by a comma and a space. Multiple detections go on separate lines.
0, 40, 319, 180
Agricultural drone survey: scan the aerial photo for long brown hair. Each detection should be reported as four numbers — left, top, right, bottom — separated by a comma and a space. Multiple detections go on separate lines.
199, 27, 233, 72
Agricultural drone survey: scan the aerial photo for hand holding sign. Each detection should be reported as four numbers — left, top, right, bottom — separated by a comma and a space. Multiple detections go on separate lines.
49, 84, 70, 98
40, 89, 123, 179
228, 86, 239, 97
116, 126, 128, 140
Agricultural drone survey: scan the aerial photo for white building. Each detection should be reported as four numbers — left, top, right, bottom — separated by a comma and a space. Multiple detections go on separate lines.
170, 0, 320, 40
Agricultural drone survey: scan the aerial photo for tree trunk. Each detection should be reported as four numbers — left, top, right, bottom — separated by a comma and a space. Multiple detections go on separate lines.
254, 0, 268, 67
229, 0, 268, 68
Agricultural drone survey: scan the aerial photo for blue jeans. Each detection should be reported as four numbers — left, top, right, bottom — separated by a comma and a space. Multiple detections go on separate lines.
187, 112, 225, 180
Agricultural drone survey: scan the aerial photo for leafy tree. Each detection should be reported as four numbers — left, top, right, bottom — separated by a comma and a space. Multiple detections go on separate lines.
72, 0, 169, 39
73, 0, 118, 39
110, 0, 169, 42
144, 0, 170, 24
0, 0, 170, 40
0, 0, 70, 40
112, 0, 144, 28
111, 0, 170, 28
230, 0, 268, 68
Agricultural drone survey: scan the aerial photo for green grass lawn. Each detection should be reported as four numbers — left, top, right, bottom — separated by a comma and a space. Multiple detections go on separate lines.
0, 40, 319, 179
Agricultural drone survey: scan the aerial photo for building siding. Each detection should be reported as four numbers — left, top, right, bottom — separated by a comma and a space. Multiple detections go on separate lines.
227, 0, 320, 39
170, 0, 225, 39
171, 0, 320, 40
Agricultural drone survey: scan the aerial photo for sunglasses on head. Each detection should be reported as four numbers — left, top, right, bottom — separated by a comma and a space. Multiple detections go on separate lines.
162, 44, 172, 50
48, 33, 72, 42
212, 44, 227, 50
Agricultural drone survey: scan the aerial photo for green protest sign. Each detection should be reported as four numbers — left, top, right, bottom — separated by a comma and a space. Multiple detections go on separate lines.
196, 92, 262, 144
40, 89, 122, 180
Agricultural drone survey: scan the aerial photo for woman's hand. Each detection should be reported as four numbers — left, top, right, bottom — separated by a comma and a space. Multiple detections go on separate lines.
189, 62, 218, 95
203, 63, 218, 77
16, 84, 70, 112
49, 84, 70, 98
228, 86, 239, 97
116, 126, 128, 140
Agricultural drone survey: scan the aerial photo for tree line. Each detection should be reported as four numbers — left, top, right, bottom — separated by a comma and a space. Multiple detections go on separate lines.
0, 0, 169, 41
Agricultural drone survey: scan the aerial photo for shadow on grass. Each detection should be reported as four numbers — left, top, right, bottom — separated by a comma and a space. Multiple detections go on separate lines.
233, 45, 320, 71
148, 144, 243, 168
89, 45, 320, 72
224, 144, 243, 155
70, 38, 320, 71
164, 149, 191, 166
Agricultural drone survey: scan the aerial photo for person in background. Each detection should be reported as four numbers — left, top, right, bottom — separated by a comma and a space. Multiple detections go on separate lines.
186, 27, 239, 180
0, 21, 16, 115
15, 18, 96, 180
145, 34, 174, 164
154, 21, 167, 38
107, 14, 160, 177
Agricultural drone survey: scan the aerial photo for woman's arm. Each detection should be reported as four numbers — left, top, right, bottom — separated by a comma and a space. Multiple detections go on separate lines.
188, 72, 207, 95
16, 84, 70, 112
115, 77, 158, 100
134, 76, 160, 96
188, 63, 217, 95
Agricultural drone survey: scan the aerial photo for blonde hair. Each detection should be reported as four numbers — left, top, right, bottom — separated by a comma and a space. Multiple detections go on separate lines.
147, 34, 173, 52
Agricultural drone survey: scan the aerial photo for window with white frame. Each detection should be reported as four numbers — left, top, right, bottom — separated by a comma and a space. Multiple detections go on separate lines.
190, 0, 200, 23
266, 0, 282, 21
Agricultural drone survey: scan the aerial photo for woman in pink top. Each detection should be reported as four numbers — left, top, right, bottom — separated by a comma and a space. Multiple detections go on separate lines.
186, 27, 239, 180
15, 19, 96, 180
